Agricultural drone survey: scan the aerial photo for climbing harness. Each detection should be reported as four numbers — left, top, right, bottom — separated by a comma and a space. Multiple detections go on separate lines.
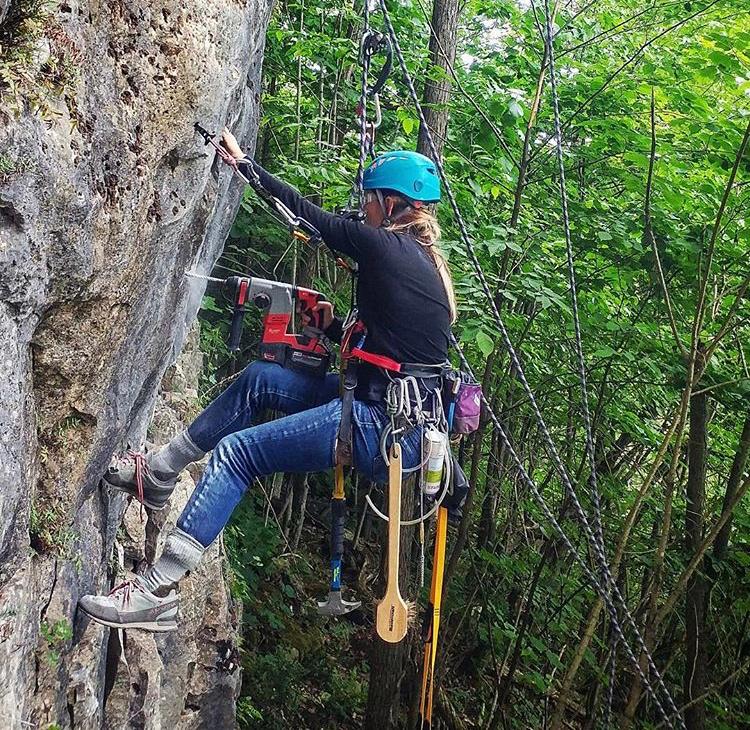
376, 0, 684, 723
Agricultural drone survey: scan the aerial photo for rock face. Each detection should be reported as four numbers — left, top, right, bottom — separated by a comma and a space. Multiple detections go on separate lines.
0, 1, 272, 726
99, 324, 243, 730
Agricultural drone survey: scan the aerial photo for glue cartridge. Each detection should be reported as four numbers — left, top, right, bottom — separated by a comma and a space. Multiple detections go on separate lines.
422, 428, 446, 495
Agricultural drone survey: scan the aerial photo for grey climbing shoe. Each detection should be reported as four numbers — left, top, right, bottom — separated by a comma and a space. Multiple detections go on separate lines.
102, 450, 177, 511
79, 578, 179, 632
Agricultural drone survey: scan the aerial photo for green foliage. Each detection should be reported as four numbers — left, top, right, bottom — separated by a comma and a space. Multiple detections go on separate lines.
195, 0, 750, 726
40, 618, 72, 667
0, 0, 81, 118
0, 152, 32, 181
223, 495, 367, 729
29, 501, 80, 566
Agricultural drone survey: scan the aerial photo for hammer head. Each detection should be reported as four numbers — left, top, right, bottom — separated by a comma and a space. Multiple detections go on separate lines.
317, 590, 361, 616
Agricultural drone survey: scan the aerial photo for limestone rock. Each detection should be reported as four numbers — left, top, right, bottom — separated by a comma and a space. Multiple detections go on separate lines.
0, 0, 271, 726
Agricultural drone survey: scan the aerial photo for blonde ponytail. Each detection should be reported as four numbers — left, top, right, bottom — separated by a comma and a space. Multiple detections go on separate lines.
387, 205, 458, 323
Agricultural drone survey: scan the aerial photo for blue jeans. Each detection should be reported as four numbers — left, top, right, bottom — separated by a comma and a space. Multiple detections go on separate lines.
178, 361, 422, 547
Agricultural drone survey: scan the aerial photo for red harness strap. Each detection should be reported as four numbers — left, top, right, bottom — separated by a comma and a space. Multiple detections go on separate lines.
349, 347, 401, 372
341, 319, 403, 373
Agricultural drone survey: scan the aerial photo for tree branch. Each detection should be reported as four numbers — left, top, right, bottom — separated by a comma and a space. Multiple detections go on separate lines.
656, 471, 750, 624
692, 118, 750, 348
645, 86, 688, 359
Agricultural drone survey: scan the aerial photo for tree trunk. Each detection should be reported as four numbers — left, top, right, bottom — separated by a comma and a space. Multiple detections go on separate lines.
416, 0, 460, 160
713, 414, 750, 560
364, 476, 418, 729
684, 386, 708, 730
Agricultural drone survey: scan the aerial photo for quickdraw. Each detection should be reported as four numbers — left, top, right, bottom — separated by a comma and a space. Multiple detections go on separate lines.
195, 122, 323, 247
356, 30, 392, 158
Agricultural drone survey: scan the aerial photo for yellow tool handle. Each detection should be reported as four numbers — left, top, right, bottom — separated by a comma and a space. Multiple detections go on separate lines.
418, 506, 449, 726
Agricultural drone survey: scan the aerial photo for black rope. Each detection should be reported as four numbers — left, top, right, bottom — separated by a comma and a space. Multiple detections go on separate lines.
376, 0, 682, 724
604, 632, 618, 727
541, 1, 683, 723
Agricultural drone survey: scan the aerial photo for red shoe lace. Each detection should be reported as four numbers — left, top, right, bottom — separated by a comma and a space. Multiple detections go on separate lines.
108, 579, 142, 606
126, 450, 147, 520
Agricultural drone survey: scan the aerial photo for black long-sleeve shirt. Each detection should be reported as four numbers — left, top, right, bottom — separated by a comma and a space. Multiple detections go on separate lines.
242, 160, 451, 398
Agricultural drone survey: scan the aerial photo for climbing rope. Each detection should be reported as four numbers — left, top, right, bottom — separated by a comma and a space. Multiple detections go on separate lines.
540, 3, 682, 723
353, 0, 371, 208
348, 9, 391, 214
540, 1, 615, 722
541, 0, 606, 560
376, 0, 683, 724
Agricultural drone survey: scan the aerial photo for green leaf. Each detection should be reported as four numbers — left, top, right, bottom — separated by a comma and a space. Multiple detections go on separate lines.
593, 345, 616, 358
401, 116, 416, 135
201, 295, 222, 314
476, 332, 495, 357
468, 178, 484, 197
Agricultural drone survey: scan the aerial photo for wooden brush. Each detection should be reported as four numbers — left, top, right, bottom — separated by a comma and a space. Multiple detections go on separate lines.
376, 442, 409, 643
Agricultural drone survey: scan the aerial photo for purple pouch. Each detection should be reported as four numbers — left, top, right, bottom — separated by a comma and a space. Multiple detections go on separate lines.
453, 382, 482, 434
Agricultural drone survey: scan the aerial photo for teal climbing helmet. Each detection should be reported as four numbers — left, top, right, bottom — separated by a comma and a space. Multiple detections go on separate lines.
362, 150, 441, 203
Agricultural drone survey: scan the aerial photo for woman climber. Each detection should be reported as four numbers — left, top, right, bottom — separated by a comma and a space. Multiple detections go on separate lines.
78, 130, 458, 631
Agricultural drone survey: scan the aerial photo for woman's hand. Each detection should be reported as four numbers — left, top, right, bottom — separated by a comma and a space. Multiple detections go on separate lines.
221, 127, 245, 160
300, 301, 334, 330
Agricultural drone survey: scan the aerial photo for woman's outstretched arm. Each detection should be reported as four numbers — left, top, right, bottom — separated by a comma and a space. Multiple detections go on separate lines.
238, 158, 390, 263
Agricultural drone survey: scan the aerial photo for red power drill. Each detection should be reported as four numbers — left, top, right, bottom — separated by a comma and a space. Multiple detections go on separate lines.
224, 275, 332, 377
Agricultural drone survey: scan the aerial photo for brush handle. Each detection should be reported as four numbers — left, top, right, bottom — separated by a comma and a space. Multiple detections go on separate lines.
376, 442, 409, 643
386, 444, 402, 588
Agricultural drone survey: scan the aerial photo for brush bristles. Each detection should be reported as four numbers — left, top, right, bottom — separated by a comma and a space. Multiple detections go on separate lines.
405, 599, 418, 624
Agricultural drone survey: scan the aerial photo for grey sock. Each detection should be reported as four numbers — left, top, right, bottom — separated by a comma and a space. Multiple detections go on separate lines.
141, 527, 206, 594
149, 431, 205, 480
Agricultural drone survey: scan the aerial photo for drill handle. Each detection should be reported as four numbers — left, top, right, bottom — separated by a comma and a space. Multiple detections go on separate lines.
226, 276, 250, 352
297, 290, 330, 332
309, 302, 328, 331
229, 305, 245, 352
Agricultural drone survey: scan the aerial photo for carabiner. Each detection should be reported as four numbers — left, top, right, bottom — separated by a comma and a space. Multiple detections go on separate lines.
359, 31, 392, 98
371, 94, 382, 129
